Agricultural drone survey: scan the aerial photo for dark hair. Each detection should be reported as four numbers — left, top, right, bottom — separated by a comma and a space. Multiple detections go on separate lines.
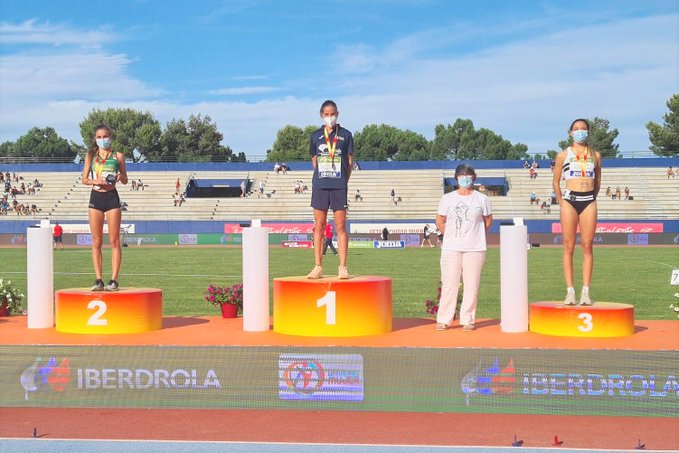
569, 118, 590, 131
454, 163, 477, 178
87, 124, 114, 160
319, 100, 337, 114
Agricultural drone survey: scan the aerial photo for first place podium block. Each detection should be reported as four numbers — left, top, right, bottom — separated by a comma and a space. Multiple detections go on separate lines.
55, 288, 163, 334
274, 276, 392, 337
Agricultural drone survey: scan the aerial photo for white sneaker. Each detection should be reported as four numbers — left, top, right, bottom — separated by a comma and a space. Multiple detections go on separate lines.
338, 266, 349, 279
307, 266, 323, 279
580, 292, 593, 306
564, 292, 577, 305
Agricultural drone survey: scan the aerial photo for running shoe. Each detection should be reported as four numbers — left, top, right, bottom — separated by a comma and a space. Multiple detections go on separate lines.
91, 279, 105, 291
106, 279, 119, 291
436, 323, 448, 331
463, 324, 475, 332
579, 292, 593, 306
564, 292, 577, 306
307, 266, 323, 279
338, 266, 349, 279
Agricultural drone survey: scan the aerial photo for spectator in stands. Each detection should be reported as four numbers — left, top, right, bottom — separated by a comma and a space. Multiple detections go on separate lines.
281, 162, 288, 174
33, 178, 42, 187
624, 187, 630, 200
605, 187, 611, 198
307, 99, 353, 280
550, 191, 557, 205
175, 178, 181, 193
20, 182, 26, 194
53, 222, 64, 250
421, 224, 434, 247
391, 188, 398, 206
173, 192, 181, 206
615, 186, 621, 200
240, 180, 246, 197
540, 200, 551, 214
322, 222, 338, 256
381, 226, 389, 240
131, 179, 137, 190
0, 198, 8, 215
353, 160, 361, 171
667, 167, 674, 179
550, 159, 555, 173
531, 159, 539, 169
529, 191, 537, 205
258, 179, 265, 197
274, 162, 281, 174
523, 160, 530, 169
435, 163, 493, 332
354, 189, 363, 202
529, 167, 537, 179
552, 118, 602, 306
82, 124, 128, 292
137, 179, 144, 190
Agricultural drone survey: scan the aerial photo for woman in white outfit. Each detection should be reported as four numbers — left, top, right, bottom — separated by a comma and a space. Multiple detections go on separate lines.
435, 163, 493, 331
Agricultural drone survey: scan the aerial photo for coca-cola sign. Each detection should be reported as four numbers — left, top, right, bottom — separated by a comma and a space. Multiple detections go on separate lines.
551, 223, 663, 234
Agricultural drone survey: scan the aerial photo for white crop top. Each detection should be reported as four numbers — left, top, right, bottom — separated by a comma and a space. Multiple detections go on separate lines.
562, 147, 596, 180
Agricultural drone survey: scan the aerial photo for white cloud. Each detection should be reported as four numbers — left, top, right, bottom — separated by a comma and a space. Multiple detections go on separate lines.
0, 13, 677, 158
0, 19, 114, 47
208, 86, 280, 96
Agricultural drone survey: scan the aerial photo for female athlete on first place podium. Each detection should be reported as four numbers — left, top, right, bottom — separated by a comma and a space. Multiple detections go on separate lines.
81, 124, 128, 292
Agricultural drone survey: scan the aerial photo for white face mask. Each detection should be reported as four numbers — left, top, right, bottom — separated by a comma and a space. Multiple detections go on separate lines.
323, 116, 337, 128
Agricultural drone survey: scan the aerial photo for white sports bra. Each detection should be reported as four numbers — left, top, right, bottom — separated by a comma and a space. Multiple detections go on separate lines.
562, 147, 596, 180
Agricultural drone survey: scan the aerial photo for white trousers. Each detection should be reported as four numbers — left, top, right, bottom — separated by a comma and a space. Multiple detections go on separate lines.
437, 250, 486, 326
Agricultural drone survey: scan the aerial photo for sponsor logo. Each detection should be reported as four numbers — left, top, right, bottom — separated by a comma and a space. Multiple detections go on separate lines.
522, 373, 678, 397
76, 234, 93, 245
279, 354, 364, 401
281, 240, 313, 248
551, 222, 663, 234
179, 234, 198, 245
349, 241, 374, 248
374, 240, 405, 249
627, 234, 649, 245
461, 359, 515, 405
224, 223, 314, 234
77, 368, 220, 390
399, 234, 420, 247
20, 356, 71, 400
20, 358, 221, 399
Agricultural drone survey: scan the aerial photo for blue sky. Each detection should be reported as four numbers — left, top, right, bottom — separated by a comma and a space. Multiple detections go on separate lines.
1, 0, 678, 158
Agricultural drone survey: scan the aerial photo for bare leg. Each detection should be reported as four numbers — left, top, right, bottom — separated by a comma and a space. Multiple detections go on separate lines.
559, 201, 579, 288
313, 209, 328, 267
333, 209, 348, 268
88, 209, 105, 279
578, 202, 598, 287
106, 208, 122, 280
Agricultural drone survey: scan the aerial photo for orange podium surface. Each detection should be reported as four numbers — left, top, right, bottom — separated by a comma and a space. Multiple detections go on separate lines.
530, 301, 634, 338
273, 276, 392, 337
55, 288, 163, 334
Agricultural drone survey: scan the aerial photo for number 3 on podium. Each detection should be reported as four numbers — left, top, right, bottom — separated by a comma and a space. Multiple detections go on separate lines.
317, 291, 337, 325
577, 312, 593, 332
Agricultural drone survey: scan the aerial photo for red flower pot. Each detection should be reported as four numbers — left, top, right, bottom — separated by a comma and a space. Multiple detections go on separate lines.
220, 303, 238, 318
0, 303, 10, 317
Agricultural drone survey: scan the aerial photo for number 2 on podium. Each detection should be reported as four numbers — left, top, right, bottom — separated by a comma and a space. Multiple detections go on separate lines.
317, 291, 336, 325
87, 300, 108, 326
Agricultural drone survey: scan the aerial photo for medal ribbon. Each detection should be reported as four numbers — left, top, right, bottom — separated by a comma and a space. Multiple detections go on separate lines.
323, 126, 338, 160
575, 147, 589, 177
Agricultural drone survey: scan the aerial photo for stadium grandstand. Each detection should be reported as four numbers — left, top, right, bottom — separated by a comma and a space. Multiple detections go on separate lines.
1, 158, 678, 245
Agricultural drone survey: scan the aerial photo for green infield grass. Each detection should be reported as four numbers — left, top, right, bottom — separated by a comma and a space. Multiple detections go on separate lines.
1, 246, 677, 319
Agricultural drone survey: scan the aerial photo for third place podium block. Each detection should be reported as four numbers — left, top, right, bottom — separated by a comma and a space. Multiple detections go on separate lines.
273, 276, 392, 337
530, 301, 635, 338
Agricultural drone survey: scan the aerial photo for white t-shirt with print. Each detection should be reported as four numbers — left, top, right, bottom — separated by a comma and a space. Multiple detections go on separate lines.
437, 190, 492, 252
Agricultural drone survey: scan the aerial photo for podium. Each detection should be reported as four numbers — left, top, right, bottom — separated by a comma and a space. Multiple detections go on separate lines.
55, 288, 163, 334
273, 276, 392, 337
530, 302, 635, 337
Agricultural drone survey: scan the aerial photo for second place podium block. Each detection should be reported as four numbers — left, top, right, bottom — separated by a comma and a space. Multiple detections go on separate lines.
273, 276, 392, 337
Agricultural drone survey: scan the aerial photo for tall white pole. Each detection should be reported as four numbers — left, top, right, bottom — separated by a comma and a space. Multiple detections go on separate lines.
27, 225, 54, 328
242, 223, 269, 331
500, 224, 528, 333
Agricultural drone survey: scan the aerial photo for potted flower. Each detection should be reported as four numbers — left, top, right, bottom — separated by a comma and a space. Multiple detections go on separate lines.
0, 279, 25, 316
670, 293, 679, 320
204, 282, 243, 318
424, 281, 462, 318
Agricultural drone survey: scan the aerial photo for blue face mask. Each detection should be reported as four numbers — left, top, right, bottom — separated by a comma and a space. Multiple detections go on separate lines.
457, 175, 474, 188
572, 130, 588, 144
96, 138, 112, 149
